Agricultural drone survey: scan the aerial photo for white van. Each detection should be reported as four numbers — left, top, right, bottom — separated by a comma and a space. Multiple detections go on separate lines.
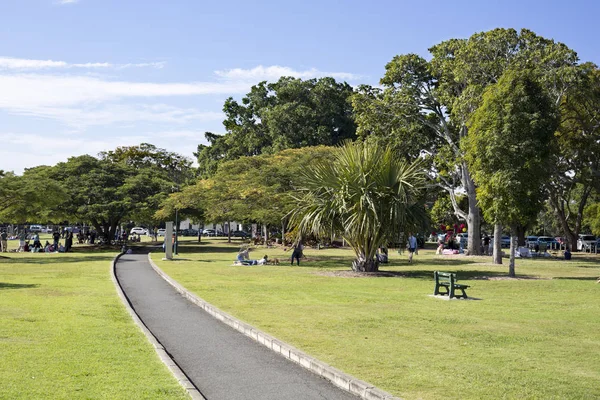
29, 224, 43, 232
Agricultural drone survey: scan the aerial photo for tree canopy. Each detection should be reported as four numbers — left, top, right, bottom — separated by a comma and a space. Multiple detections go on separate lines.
1, 144, 189, 241
464, 70, 559, 275
195, 77, 356, 177
353, 28, 579, 255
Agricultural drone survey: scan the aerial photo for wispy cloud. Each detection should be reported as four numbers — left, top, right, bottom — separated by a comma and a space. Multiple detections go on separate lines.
0, 57, 164, 70
0, 62, 359, 128
57, 0, 80, 5
0, 73, 229, 127
0, 130, 203, 173
215, 65, 361, 82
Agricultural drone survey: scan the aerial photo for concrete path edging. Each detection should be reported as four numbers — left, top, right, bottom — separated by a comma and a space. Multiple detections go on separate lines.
110, 253, 206, 400
148, 253, 401, 400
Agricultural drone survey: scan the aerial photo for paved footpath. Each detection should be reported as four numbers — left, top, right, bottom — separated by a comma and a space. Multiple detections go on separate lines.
115, 252, 359, 400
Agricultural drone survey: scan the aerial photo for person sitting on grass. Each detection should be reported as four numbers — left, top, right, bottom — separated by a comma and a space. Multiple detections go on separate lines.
376, 246, 388, 263
237, 248, 250, 262
239, 255, 268, 266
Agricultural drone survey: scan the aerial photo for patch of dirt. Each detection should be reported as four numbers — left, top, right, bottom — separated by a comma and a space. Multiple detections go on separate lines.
472, 276, 548, 280
313, 271, 400, 278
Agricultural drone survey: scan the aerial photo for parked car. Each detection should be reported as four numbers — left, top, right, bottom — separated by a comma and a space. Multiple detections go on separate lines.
157, 228, 166, 237
180, 229, 198, 237
29, 224, 43, 233
577, 234, 597, 251
537, 236, 559, 246
130, 227, 148, 235
231, 230, 250, 238
202, 229, 219, 236
491, 236, 511, 248
525, 236, 538, 246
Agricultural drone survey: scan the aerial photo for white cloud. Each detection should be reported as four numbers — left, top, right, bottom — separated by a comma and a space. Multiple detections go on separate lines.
0, 62, 360, 130
0, 73, 242, 126
6, 103, 224, 129
57, 0, 79, 4
215, 65, 360, 82
0, 57, 164, 70
0, 130, 204, 174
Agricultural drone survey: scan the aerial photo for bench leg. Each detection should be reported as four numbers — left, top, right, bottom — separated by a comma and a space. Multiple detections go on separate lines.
433, 285, 448, 296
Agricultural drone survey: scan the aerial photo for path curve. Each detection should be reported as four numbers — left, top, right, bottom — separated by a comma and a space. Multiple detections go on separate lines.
114, 251, 361, 400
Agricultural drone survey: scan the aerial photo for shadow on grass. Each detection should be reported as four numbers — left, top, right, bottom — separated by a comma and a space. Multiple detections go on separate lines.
570, 263, 600, 269
176, 245, 240, 254
0, 282, 40, 290
0, 255, 115, 264
552, 276, 599, 281
376, 269, 510, 280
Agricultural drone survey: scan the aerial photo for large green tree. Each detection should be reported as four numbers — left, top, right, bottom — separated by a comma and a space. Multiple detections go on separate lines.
290, 141, 427, 272
195, 77, 356, 177
0, 168, 65, 224
464, 70, 559, 276
547, 64, 600, 250
158, 147, 336, 242
353, 28, 578, 255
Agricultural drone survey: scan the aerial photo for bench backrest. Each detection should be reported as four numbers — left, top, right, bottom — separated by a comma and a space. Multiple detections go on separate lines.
434, 271, 457, 284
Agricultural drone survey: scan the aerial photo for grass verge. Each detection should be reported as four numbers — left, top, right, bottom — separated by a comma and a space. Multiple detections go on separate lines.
0, 251, 188, 400
153, 238, 600, 400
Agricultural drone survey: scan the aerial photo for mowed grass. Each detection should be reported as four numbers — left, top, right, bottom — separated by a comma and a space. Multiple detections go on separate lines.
0, 248, 188, 399
153, 238, 600, 400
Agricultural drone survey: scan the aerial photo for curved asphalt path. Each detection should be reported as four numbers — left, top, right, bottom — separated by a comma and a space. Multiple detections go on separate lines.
115, 251, 359, 400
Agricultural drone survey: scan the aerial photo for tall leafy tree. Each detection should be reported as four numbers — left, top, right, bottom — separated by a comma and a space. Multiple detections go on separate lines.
99, 143, 194, 185
547, 64, 600, 249
290, 141, 427, 272
183, 146, 336, 242
464, 70, 559, 276
353, 28, 578, 255
195, 77, 356, 177
0, 168, 65, 224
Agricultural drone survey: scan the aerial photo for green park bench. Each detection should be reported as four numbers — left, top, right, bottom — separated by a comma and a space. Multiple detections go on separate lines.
433, 271, 470, 299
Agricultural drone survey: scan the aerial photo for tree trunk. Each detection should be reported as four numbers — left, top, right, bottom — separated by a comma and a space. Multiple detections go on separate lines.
516, 225, 526, 247
281, 220, 286, 245
549, 189, 591, 252
462, 162, 482, 255
352, 256, 379, 272
493, 224, 503, 264
263, 224, 269, 247
509, 226, 517, 277
108, 220, 120, 244
227, 220, 231, 243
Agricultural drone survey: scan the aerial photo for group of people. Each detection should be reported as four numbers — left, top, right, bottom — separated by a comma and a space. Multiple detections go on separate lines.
233, 234, 420, 266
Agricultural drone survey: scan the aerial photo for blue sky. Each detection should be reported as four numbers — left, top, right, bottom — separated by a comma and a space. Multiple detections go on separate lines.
1, 0, 598, 173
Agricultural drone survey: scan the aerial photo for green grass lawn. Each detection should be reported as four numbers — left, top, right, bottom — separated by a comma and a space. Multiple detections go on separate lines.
153, 238, 600, 400
0, 249, 188, 400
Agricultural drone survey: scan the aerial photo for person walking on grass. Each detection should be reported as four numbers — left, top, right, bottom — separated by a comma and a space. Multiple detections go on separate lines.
0, 230, 7, 252
407, 232, 417, 263
52, 230, 61, 249
18, 230, 26, 252
291, 242, 303, 266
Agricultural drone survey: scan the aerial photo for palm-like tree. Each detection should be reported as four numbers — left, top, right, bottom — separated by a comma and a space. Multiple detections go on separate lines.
290, 141, 427, 272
